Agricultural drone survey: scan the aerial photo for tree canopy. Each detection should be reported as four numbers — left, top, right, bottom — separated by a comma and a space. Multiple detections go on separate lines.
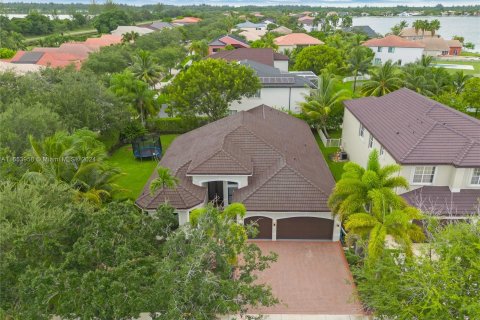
293, 45, 344, 75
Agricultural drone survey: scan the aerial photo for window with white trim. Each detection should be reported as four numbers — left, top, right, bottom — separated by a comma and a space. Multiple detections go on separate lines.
227, 182, 238, 205
380, 146, 385, 156
368, 134, 374, 149
471, 168, 480, 185
388, 47, 395, 53
377, 47, 382, 52
359, 124, 365, 138
413, 166, 436, 184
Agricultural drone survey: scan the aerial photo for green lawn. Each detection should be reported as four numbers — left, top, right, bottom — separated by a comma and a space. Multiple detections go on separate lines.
106, 134, 178, 200
433, 59, 480, 76
313, 130, 345, 181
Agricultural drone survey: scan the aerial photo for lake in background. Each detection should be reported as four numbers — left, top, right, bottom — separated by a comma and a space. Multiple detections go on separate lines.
353, 16, 480, 53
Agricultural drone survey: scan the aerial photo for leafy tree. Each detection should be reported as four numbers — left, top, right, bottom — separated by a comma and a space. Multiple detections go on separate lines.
155, 46, 187, 75
0, 30, 25, 50
0, 187, 278, 319
110, 70, 158, 126
353, 222, 480, 319
134, 28, 184, 51
130, 50, 164, 86
301, 72, 349, 137
341, 16, 353, 28
361, 61, 402, 97
82, 44, 132, 75
293, 45, 344, 75
93, 9, 133, 33
347, 46, 373, 92
463, 77, 480, 117
250, 33, 278, 50
189, 40, 209, 58
25, 129, 122, 204
464, 42, 475, 50
328, 149, 409, 222
166, 59, 261, 121
150, 166, 179, 194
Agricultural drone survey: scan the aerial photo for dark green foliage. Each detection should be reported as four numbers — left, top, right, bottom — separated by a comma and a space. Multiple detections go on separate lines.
294, 45, 345, 75
93, 9, 133, 33
82, 44, 133, 75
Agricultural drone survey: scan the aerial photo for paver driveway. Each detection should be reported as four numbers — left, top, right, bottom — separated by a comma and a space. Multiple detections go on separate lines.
250, 241, 365, 316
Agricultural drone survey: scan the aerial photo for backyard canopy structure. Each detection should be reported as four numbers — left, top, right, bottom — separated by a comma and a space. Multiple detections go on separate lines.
132, 134, 162, 159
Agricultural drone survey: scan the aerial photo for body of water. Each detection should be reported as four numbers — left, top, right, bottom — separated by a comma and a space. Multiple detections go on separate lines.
353, 16, 480, 52
5, 14, 73, 20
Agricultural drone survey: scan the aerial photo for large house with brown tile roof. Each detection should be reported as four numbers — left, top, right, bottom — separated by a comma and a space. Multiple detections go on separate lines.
362, 35, 425, 65
341, 88, 480, 217
208, 48, 289, 71
137, 105, 340, 241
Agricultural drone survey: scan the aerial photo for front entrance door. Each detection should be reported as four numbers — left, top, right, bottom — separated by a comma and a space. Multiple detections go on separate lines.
207, 181, 224, 206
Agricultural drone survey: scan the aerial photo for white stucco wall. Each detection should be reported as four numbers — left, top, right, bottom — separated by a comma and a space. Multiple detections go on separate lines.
190, 175, 250, 188
230, 87, 307, 113
273, 60, 289, 72
367, 45, 424, 65
341, 109, 480, 193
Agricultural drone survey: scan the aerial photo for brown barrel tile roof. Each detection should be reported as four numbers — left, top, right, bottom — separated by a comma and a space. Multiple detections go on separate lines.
136, 105, 335, 212
208, 48, 288, 66
402, 186, 480, 216
344, 88, 480, 168
363, 35, 425, 48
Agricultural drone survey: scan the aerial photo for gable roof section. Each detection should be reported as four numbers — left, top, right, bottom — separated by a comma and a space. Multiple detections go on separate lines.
362, 35, 425, 48
446, 39, 462, 48
236, 20, 266, 28
400, 27, 434, 38
208, 48, 288, 67
209, 35, 249, 47
344, 88, 480, 167
272, 26, 292, 35
136, 105, 335, 212
274, 33, 323, 46
414, 37, 449, 51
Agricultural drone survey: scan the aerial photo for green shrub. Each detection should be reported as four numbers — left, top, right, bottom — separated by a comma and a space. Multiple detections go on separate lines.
99, 129, 121, 152
121, 120, 147, 143
147, 117, 208, 134
0, 48, 16, 59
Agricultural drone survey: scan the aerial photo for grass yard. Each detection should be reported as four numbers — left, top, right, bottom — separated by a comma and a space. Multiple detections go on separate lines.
106, 134, 178, 200
433, 59, 480, 76
313, 130, 345, 181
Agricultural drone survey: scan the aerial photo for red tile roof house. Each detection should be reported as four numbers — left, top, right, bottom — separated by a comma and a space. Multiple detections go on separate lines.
208, 35, 250, 55
274, 33, 324, 53
136, 105, 341, 241
208, 48, 289, 72
341, 88, 480, 219
171, 16, 202, 26
362, 35, 425, 66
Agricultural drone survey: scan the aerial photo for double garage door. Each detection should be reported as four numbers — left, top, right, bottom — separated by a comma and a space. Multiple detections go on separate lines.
244, 216, 334, 240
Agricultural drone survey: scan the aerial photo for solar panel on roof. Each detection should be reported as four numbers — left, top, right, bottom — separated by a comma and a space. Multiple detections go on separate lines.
260, 76, 295, 84
14, 51, 44, 64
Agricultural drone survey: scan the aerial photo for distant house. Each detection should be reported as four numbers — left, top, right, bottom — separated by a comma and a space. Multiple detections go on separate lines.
208, 48, 289, 72
274, 33, 324, 53
172, 17, 202, 26
110, 26, 154, 37
147, 21, 174, 31
298, 16, 317, 32
236, 20, 267, 31
208, 35, 250, 54
400, 27, 440, 40
230, 60, 316, 113
342, 26, 379, 39
362, 35, 425, 65
341, 88, 480, 218
239, 29, 266, 42
415, 37, 462, 56
446, 39, 463, 56
272, 26, 292, 35
136, 105, 339, 241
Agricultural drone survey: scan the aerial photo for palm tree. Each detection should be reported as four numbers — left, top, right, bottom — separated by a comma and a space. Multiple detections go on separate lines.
110, 71, 157, 127
341, 16, 352, 28
328, 149, 409, 222
150, 166, 179, 195
361, 61, 403, 97
189, 40, 209, 58
399, 20, 408, 30
130, 50, 163, 87
344, 190, 424, 263
122, 31, 139, 44
412, 20, 422, 35
421, 20, 429, 37
428, 19, 440, 37
301, 72, 349, 138
24, 130, 122, 205
347, 46, 373, 92
419, 55, 433, 68
403, 65, 433, 96
452, 70, 472, 94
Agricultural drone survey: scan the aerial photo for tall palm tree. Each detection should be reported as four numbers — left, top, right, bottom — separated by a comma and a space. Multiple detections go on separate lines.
421, 20, 429, 36
24, 130, 122, 205
419, 55, 434, 68
347, 46, 373, 92
361, 61, 403, 97
428, 19, 441, 37
452, 70, 472, 94
300, 72, 349, 138
328, 149, 409, 222
150, 166, 179, 195
412, 20, 422, 35
403, 65, 433, 96
344, 190, 424, 263
130, 50, 163, 87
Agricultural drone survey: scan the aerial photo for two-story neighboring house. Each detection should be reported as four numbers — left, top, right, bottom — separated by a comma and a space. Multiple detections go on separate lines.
362, 35, 425, 65
298, 16, 317, 32
136, 106, 340, 241
231, 60, 315, 113
341, 88, 480, 218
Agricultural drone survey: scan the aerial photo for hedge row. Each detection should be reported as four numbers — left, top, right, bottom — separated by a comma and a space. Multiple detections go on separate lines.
147, 117, 209, 134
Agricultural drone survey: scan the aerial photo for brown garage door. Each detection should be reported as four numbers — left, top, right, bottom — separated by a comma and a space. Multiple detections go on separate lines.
244, 216, 272, 239
277, 217, 333, 240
